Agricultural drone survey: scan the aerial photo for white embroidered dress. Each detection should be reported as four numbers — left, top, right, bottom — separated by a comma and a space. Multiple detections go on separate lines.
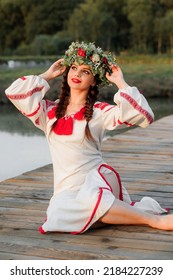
5, 75, 167, 234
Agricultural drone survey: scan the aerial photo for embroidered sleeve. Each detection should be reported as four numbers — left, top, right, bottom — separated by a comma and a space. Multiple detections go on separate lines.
5, 75, 50, 132
95, 86, 154, 131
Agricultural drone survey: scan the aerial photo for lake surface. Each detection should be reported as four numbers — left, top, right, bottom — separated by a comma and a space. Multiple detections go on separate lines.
0, 131, 51, 182
0, 97, 173, 182
0, 104, 52, 181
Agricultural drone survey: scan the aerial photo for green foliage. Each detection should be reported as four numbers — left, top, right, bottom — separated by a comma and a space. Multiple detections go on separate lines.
0, 0, 84, 55
63, 0, 129, 52
0, 0, 173, 55
126, 0, 153, 52
14, 35, 72, 56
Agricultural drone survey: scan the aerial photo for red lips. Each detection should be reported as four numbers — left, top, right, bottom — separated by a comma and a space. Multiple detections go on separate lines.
71, 78, 81, 83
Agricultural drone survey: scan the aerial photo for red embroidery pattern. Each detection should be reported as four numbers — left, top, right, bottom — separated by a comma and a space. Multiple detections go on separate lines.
20, 76, 27, 80
94, 102, 110, 110
120, 92, 154, 124
6, 86, 44, 100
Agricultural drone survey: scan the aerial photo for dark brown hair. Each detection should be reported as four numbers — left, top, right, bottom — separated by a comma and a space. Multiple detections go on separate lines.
53, 68, 100, 141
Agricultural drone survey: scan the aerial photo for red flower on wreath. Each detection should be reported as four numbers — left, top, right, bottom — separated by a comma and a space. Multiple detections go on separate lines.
102, 57, 108, 64
77, 48, 86, 57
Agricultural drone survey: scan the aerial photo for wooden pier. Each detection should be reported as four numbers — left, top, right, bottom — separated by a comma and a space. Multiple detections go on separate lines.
0, 115, 173, 260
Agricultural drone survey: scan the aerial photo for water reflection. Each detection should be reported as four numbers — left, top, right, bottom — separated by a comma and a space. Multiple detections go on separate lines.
0, 105, 52, 181
0, 131, 51, 182
0, 105, 42, 135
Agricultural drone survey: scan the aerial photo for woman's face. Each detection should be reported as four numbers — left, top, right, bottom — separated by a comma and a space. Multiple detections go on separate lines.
67, 63, 95, 91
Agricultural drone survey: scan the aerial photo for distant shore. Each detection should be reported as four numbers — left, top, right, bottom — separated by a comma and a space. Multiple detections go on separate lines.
0, 54, 173, 105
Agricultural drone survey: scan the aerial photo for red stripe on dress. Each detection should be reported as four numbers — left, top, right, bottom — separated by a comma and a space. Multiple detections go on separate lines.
98, 164, 123, 201
118, 119, 134, 127
71, 187, 106, 234
104, 106, 115, 113
71, 164, 123, 235
131, 201, 136, 206
6, 86, 44, 100
22, 103, 41, 117
120, 92, 154, 124
38, 226, 46, 234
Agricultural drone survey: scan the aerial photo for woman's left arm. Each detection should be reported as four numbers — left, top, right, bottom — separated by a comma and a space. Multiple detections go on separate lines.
98, 65, 154, 130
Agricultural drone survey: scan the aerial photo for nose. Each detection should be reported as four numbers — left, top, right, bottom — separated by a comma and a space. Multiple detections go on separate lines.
74, 70, 81, 77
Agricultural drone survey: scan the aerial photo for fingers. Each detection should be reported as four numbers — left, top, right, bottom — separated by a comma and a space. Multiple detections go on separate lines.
54, 58, 64, 66
51, 59, 66, 75
110, 64, 119, 72
53, 58, 65, 69
112, 65, 119, 71
106, 64, 120, 79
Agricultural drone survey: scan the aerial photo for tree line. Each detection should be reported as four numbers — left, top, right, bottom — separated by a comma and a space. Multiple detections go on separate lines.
0, 0, 173, 56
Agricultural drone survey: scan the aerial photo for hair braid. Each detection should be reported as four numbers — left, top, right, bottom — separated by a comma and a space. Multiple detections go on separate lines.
55, 68, 70, 120
51, 69, 70, 131
84, 85, 99, 141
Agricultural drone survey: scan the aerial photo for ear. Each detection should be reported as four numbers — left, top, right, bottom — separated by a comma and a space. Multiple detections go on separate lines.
91, 83, 96, 87
91, 77, 96, 87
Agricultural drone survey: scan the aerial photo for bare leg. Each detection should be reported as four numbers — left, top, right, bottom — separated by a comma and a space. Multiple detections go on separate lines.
99, 200, 173, 231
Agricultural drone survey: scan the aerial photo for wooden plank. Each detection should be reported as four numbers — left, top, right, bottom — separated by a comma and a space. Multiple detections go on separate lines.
0, 115, 173, 260
1, 233, 173, 260
0, 252, 49, 260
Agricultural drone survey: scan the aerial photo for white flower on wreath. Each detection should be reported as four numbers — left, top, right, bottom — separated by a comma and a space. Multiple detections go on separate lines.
91, 54, 100, 63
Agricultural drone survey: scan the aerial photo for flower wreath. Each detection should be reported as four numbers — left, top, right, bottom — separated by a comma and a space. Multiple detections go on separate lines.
62, 41, 116, 87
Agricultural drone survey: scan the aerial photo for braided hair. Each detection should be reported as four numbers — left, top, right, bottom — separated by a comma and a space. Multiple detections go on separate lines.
53, 68, 100, 141
84, 83, 99, 141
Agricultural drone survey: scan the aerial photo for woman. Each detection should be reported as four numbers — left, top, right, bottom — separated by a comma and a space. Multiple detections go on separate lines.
5, 41, 173, 233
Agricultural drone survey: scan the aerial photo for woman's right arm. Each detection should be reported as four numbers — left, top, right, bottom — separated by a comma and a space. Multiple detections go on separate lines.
5, 59, 66, 132
5, 75, 51, 132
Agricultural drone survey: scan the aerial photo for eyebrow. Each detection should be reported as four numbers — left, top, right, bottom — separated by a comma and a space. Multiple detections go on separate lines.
72, 64, 91, 72
83, 68, 92, 72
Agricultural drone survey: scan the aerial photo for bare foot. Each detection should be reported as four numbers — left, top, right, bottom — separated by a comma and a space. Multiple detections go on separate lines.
152, 214, 173, 230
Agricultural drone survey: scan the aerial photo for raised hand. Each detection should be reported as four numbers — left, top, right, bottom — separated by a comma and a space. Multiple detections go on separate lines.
39, 59, 66, 81
106, 65, 129, 89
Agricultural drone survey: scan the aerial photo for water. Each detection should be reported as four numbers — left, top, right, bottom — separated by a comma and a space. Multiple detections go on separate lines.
0, 131, 51, 182
0, 98, 173, 182
0, 106, 52, 182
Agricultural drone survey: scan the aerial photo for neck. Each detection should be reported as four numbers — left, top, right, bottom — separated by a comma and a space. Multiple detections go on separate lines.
69, 89, 88, 106
69, 101, 85, 106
